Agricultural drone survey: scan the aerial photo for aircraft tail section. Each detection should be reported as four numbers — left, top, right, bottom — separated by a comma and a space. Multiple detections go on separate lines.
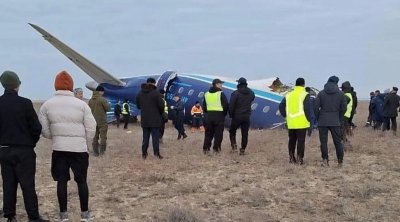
29, 23, 126, 87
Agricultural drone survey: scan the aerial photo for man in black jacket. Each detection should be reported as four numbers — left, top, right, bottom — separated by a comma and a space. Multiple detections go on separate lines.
0, 71, 49, 222
203, 79, 229, 154
383, 87, 400, 135
314, 76, 347, 167
171, 94, 187, 140
136, 78, 165, 159
228, 77, 255, 155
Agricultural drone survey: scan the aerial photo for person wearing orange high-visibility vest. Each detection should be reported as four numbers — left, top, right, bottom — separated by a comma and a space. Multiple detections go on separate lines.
279, 78, 311, 165
190, 101, 204, 132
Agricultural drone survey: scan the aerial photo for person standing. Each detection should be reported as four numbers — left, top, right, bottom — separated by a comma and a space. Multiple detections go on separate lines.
190, 101, 205, 132
371, 90, 384, 130
0, 71, 49, 222
88, 85, 110, 156
228, 77, 255, 155
136, 78, 165, 159
383, 87, 400, 135
121, 99, 130, 129
341, 81, 353, 150
159, 89, 168, 144
279, 78, 310, 164
349, 87, 358, 128
366, 91, 375, 127
39, 71, 96, 222
114, 101, 122, 128
171, 94, 187, 139
202, 79, 229, 154
305, 87, 317, 136
314, 76, 347, 167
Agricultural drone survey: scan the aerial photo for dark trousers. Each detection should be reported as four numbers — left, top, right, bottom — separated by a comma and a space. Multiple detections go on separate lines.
288, 129, 307, 159
159, 122, 165, 139
318, 126, 344, 161
203, 120, 224, 152
123, 114, 130, 129
0, 148, 39, 220
229, 117, 250, 149
174, 118, 185, 136
115, 114, 120, 128
51, 151, 89, 212
142, 127, 160, 155
192, 117, 203, 128
383, 117, 397, 131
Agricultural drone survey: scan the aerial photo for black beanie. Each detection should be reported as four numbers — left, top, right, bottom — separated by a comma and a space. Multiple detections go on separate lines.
1, 71, 21, 90
96, 85, 105, 91
295, 78, 305, 86
327, 76, 339, 84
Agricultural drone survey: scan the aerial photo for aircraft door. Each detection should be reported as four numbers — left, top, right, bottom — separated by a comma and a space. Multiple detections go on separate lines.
156, 71, 177, 93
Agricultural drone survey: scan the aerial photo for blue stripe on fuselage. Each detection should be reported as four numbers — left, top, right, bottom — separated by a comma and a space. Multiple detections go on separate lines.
182, 74, 283, 102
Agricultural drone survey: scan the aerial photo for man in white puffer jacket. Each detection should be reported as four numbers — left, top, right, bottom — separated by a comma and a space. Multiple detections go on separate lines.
39, 71, 96, 222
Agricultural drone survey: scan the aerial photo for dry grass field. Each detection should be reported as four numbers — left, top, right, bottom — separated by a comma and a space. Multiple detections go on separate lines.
5, 102, 400, 221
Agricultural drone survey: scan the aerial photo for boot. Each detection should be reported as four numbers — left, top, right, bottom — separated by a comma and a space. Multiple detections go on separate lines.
321, 159, 329, 167
338, 159, 343, 168
142, 153, 148, 160
92, 142, 100, 156
200, 126, 205, 132
239, 148, 245, 155
297, 155, 304, 165
231, 144, 238, 153
155, 153, 163, 159
289, 154, 296, 163
177, 134, 182, 140
182, 133, 188, 139
99, 144, 106, 155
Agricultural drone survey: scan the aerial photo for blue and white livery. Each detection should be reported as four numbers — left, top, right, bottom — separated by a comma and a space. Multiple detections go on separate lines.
30, 24, 286, 129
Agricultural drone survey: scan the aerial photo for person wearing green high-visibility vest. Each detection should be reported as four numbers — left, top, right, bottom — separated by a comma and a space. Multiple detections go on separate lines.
202, 78, 229, 155
341, 81, 354, 151
279, 78, 311, 165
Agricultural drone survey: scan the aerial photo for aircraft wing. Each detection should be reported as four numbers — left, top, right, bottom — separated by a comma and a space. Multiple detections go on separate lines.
29, 23, 126, 86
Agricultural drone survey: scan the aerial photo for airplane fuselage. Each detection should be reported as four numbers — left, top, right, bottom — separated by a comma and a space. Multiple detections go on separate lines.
100, 73, 285, 129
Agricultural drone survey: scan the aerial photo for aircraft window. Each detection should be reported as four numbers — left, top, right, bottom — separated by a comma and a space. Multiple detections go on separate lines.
251, 103, 258, 110
276, 110, 281, 116
188, 89, 194, 96
169, 85, 175, 91
198, 92, 205, 98
262, 106, 270, 113
178, 87, 184, 94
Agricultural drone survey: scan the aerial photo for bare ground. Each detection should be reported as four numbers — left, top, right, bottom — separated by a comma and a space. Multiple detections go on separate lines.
4, 102, 400, 221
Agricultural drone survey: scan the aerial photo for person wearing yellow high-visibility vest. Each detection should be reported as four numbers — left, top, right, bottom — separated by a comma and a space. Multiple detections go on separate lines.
341, 81, 353, 151
121, 99, 130, 129
202, 78, 229, 155
279, 78, 311, 165
314, 76, 347, 167
158, 89, 168, 144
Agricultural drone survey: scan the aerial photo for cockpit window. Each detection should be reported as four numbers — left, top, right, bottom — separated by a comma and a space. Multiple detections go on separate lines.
198, 92, 204, 98
178, 87, 184, 94
188, 89, 194, 96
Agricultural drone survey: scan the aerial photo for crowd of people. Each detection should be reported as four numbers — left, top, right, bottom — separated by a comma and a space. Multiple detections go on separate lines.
0, 69, 398, 221
367, 87, 400, 134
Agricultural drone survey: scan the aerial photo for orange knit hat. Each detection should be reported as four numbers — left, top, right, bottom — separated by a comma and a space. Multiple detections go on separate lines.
54, 71, 74, 91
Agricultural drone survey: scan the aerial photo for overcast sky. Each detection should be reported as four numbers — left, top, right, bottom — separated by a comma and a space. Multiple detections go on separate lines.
1, 0, 399, 100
